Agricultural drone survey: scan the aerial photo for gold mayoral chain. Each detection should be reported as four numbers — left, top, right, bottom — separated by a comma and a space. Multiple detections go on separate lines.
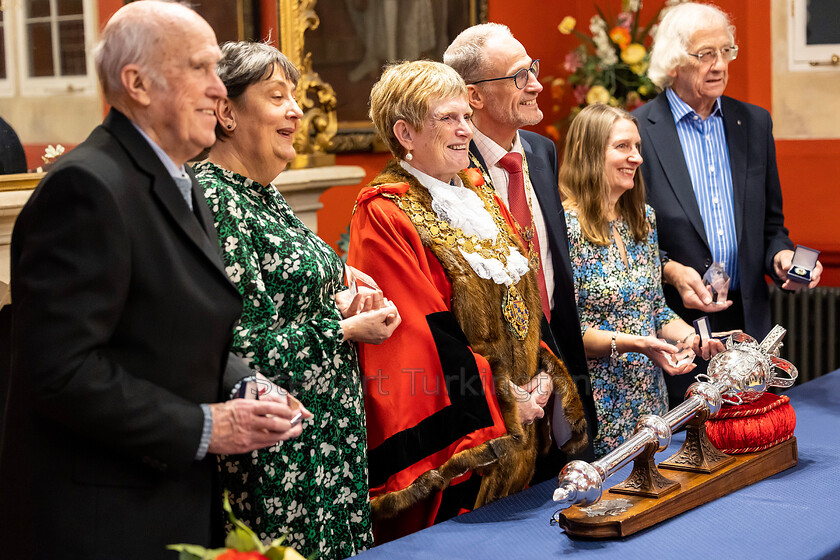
383, 187, 530, 340
469, 152, 541, 272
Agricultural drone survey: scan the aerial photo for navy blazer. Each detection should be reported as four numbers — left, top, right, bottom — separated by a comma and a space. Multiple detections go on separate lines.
634, 93, 793, 339
469, 130, 597, 453
1, 109, 252, 558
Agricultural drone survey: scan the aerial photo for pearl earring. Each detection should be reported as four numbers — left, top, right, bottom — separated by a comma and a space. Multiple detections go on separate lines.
405, 152, 413, 161
227, 124, 233, 129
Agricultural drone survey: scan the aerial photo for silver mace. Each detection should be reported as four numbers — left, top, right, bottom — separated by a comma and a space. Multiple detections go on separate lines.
553, 325, 796, 508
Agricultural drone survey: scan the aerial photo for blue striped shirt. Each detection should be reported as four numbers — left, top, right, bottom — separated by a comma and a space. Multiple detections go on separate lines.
666, 88, 739, 289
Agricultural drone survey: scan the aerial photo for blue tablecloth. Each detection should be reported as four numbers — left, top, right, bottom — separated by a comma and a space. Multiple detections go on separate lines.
355, 370, 840, 560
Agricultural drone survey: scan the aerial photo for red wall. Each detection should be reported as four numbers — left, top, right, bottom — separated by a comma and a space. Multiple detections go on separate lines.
317, 0, 840, 284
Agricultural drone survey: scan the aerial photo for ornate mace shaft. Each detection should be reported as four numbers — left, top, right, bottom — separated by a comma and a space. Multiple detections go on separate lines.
553, 325, 797, 508
552, 380, 724, 507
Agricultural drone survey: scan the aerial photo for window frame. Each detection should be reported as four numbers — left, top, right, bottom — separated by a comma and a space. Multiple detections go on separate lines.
0, 2, 15, 97
789, 0, 840, 71
14, 0, 97, 96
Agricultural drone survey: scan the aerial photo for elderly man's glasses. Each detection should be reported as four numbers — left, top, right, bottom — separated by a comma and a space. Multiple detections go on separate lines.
469, 59, 540, 89
686, 45, 739, 65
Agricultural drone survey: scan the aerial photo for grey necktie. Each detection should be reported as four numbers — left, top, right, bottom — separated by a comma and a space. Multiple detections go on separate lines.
173, 175, 194, 211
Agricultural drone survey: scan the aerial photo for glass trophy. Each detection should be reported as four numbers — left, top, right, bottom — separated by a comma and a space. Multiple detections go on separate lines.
702, 262, 730, 305
664, 338, 696, 368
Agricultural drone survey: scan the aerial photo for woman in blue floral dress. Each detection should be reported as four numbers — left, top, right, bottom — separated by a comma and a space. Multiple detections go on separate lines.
194, 42, 399, 559
560, 104, 722, 457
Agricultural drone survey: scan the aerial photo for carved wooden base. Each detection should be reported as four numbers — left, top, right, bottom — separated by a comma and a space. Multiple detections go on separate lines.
659, 421, 736, 474
557, 436, 797, 538
610, 453, 680, 498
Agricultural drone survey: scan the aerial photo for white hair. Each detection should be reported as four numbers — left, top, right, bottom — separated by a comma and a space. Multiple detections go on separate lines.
443, 22, 514, 84
647, 2, 735, 89
93, 1, 193, 102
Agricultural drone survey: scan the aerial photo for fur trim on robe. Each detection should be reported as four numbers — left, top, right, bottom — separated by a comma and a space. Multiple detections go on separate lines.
359, 160, 587, 519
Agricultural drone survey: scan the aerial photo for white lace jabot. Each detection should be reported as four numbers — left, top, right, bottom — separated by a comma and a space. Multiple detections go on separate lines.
400, 161, 529, 286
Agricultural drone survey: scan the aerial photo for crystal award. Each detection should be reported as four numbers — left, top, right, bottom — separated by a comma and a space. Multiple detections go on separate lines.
702, 262, 730, 305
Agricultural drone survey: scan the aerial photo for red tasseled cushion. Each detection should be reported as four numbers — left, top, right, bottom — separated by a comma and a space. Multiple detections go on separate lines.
706, 393, 796, 454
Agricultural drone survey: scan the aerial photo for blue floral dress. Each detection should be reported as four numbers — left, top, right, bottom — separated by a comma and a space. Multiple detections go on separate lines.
566, 205, 679, 457
194, 161, 372, 559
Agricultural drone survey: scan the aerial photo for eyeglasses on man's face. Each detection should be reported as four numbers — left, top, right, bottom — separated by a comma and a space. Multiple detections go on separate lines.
686, 45, 738, 65
469, 59, 540, 89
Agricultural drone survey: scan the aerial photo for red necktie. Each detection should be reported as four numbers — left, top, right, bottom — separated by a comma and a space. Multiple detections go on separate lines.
498, 152, 551, 322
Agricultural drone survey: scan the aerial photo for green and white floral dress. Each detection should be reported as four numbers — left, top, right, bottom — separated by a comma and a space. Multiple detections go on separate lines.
194, 161, 372, 559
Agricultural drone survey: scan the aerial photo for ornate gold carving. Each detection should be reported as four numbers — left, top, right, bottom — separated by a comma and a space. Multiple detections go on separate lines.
278, 0, 337, 168
329, 130, 376, 153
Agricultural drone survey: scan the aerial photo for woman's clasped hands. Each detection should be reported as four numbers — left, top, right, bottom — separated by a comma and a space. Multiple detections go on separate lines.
510, 371, 553, 425
336, 283, 401, 345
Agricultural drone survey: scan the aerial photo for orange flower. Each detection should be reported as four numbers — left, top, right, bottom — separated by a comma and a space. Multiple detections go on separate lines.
609, 27, 631, 50
550, 77, 565, 101
545, 124, 561, 142
558, 16, 576, 35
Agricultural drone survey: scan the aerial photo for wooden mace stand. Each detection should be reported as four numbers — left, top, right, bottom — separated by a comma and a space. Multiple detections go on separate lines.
557, 436, 798, 538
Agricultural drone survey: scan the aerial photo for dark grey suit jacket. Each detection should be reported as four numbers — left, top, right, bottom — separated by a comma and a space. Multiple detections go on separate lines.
634, 93, 793, 338
1, 109, 251, 559
469, 130, 597, 457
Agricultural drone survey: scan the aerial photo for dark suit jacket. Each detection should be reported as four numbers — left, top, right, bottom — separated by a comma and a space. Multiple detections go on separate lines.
0, 116, 27, 174
0, 109, 252, 559
469, 130, 597, 459
634, 93, 793, 339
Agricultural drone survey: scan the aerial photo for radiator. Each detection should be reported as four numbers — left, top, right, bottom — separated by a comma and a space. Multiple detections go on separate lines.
770, 285, 840, 385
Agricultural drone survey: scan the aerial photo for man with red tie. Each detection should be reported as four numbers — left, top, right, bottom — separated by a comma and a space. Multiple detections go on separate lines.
445, 24, 597, 469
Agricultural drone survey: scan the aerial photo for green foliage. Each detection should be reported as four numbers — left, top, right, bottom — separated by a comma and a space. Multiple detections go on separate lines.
167, 491, 306, 560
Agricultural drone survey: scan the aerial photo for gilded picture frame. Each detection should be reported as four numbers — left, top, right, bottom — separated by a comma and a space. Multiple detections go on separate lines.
278, 0, 488, 155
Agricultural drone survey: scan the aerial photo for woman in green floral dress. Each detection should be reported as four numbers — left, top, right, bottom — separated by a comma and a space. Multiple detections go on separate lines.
194, 42, 400, 559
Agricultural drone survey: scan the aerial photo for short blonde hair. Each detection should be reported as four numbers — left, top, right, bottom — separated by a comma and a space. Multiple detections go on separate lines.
560, 104, 648, 245
648, 2, 735, 89
369, 60, 467, 158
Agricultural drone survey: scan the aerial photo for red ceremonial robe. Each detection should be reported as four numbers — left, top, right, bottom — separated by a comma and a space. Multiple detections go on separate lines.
348, 160, 587, 541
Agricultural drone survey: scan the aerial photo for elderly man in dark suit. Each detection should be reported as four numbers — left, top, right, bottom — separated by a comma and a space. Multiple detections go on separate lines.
444, 24, 596, 467
0, 2, 308, 558
633, 2, 822, 404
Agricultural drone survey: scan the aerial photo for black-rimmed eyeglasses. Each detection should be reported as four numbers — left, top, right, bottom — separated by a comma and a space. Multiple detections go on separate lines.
686, 45, 739, 65
469, 59, 540, 89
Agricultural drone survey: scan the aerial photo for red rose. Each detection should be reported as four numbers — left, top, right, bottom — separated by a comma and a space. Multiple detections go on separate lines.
217, 550, 270, 560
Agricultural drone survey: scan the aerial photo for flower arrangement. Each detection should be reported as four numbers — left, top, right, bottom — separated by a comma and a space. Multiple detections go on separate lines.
168, 491, 306, 560
548, 0, 685, 133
